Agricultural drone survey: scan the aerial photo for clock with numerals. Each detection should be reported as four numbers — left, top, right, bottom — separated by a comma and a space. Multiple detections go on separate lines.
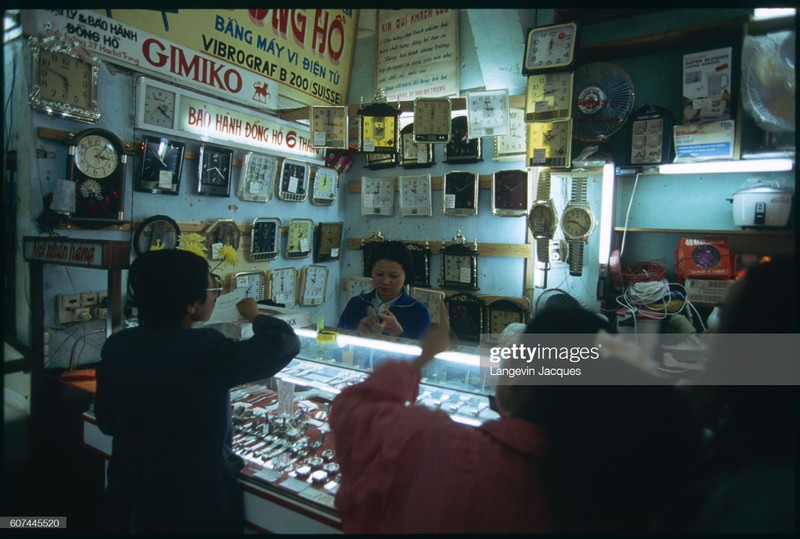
249, 217, 281, 261
269, 267, 297, 307
277, 159, 310, 202
234, 271, 265, 301
361, 176, 395, 216
140, 81, 176, 129
466, 89, 509, 138
399, 174, 433, 217
494, 108, 527, 160
444, 116, 482, 164
346, 275, 374, 300
442, 171, 479, 216
314, 221, 344, 262
492, 169, 529, 216
239, 152, 278, 203
527, 120, 572, 169
399, 123, 435, 168
67, 128, 127, 222
445, 292, 486, 342
311, 166, 339, 205
525, 71, 574, 122
413, 97, 452, 142
137, 135, 185, 195
286, 218, 314, 259
487, 298, 530, 334
310, 105, 349, 149
440, 232, 479, 290
523, 21, 578, 74
410, 287, 446, 326
405, 241, 432, 287
358, 89, 400, 153
299, 265, 329, 306
198, 145, 233, 196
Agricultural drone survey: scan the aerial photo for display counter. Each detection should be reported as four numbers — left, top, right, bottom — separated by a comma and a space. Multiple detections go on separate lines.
82, 327, 496, 533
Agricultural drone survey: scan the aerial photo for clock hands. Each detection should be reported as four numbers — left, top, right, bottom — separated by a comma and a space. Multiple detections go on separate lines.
149, 148, 168, 167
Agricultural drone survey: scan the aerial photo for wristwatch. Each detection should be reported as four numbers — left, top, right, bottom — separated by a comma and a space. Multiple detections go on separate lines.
559, 169, 596, 277
527, 168, 557, 268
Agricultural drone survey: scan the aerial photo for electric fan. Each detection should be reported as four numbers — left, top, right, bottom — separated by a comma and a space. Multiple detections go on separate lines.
534, 288, 583, 313
741, 30, 795, 133
572, 62, 636, 143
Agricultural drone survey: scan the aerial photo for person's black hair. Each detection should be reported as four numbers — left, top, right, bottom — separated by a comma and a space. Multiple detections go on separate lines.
128, 249, 209, 327
368, 241, 415, 286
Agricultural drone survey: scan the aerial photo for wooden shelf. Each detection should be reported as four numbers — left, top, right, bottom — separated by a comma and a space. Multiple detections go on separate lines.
345, 237, 532, 259
614, 227, 795, 236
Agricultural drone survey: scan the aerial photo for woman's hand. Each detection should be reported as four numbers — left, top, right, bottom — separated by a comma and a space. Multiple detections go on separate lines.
413, 300, 451, 369
377, 309, 403, 337
236, 297, 261, 322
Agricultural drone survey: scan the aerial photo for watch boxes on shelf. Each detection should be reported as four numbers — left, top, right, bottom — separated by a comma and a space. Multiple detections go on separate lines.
674, 237, 735, 280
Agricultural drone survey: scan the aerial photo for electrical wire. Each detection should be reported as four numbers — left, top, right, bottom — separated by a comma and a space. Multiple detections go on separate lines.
618, 172, 640, 258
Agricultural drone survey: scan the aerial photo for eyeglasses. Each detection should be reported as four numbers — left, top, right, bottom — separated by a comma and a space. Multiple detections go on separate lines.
207, 273, 224, 298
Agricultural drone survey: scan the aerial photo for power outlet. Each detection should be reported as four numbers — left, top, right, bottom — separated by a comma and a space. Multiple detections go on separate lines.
57, 294, 81, 324
549, 240, 568, 265
56, 291, 107, 323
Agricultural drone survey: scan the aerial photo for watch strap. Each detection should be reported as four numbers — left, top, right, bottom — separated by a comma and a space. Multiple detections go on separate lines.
568, 240, 584, 277
570, 169, 588, 203
536, 238, 550, 265
535, 168, 552, 200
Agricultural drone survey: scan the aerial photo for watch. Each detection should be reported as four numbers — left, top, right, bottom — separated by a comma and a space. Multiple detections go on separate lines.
138, 78, 176, 129
269, 267, 297, 307
444, 116, 482, 164
527, 119, 572, 168
203, 219, 241, 261
277, 159, 310, 202
440, 231, 479, 291
299, 265, 329, 306
314, 221, 344, 262
136, 135, 185, 195
67, 128, 127, 222
346, 275, 374, 300
444, 292, 486, 342
528, 168, 558, 269
366, 152, 398, 170
487, 298, 530, 334
466, 89, 510, 138
286, 218, 314, 259
491, 169, 529, 216
310, 105, 349, 149
249, 217, 281, 262
522, 21, 578, 74
405, 241, 432, 287
559, 170, 596, 277
358, 89, 400, 153
311, 166, 339, 206
525, 71, 574, 122
29, 36, 101, 123
399, 123, 435, 168
234, 271, 266, 300
360, 176, 395, 216
399, 174, 433, 217
132, 214, 180, 256
412, 97, 452, 143
494, 108, 527, 160
198, 145, 233, 197
442, 171, 479, 216
410, 287, 445, 326
238, 152, 278, 203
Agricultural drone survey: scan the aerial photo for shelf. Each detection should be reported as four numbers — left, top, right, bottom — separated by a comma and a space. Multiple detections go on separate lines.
614, 227, 795, 236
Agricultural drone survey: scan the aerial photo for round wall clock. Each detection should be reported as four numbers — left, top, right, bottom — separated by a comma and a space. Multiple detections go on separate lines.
132, 214, 180, 256
67, 128, 127, 222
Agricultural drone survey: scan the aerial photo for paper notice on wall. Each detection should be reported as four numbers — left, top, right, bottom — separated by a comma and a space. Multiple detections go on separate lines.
682, 47, 733, 123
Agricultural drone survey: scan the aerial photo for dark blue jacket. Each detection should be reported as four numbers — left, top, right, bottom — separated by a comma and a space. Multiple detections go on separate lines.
337, 289, 431, 340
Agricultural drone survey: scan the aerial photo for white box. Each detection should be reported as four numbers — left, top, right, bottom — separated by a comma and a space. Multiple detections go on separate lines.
682, 47, 733, 123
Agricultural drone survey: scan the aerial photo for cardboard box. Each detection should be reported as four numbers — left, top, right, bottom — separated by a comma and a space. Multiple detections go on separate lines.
673, 120, 735, 162
675, 237, 735, 280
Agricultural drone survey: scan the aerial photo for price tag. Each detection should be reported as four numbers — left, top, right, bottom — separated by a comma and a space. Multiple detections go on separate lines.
444, 194, 456, 209
289, 176, 299, 193
158, 170, 173, 189
362, 194, 375, 208
459, 267, 471, 283
363, 140, 376, 152
313, 131, 326, 146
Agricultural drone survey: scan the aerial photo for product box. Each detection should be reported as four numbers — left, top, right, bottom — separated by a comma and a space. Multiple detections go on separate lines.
682, 47, 733, 123
675, 237, 735, 280
209, 306, 312, 340
673, 120, 735, 162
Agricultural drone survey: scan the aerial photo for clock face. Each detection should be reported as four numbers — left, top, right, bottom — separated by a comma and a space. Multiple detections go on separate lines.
445, 294, 485, 341
489, 307, 526, 334
525, 72, 574, 122
492, 169, 529, 216
310, 106, 348, 149
234, 271, 265, 300
410, 287, 445, 325
75, 134, 119, 179
527, 120, 572, 168
467, 89, 510, 138
400, 124, 434, 168
301, 265, 329, 306
269, 268, 296, 307
312, 167, 339, 205
361, 115, 398, 152
239, 152, 277, 203
494, 108, 527, 159
278, 159, 310, 202
204, 219, 241, 260
399, 174, 433, 216
361, 176, 395, 216
198, 145, 233, 196
250, 218, 280, 261
443, 254, 476, 286
143, 84, 176, 128
529, 202, 558, 238
287, 218, 313, 258
314, 221, 343, 262
444, 116, 482, 164
68, 129, 126, 221
560, 205, 595, 240
443, 172, 479, 216
137, 136, 185, 194
412, 98, 452, 142
405, 242, 432, 287
133, 215, 180, 255
523, 22, 578, 74
346, 276, 374, 300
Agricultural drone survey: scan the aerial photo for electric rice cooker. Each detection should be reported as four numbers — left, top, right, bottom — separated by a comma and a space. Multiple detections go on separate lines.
730, 186, 792, 227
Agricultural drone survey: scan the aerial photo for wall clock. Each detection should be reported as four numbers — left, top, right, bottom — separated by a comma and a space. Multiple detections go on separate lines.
491, 169, 529, 216
440, 231, 479, 290
405, 241, 432, 287
528, 168, 558, 272
67, 128, 127, 222
286, 218, 314, 259
399, 174, 433, 217
412, 97, 452, 143
442, 171, 479, 216
234, 271, 266, 300
527, 120, 572, 169
360, 233, 385, 277
314, 221, 344, 262
358, 89, 400, 153
268, 267, 297, 308
399, 123, 435, 168
525, 71, 574, 122
311, 166, 339, 206
198, 144, 233, 196
136, 135, 185, 195
522, 21, 578, 74
203, 219, 241, 260
132, 214, 180, 256
310, 105, 349, 149
346, 275, 375, 300
366, 152, 398, 170
494, 108, 527, 160
238, 152, 278, 203
410, 287, 446, 326
138, 78, 177, 129
249, 217, 281, 262
445, 292, 486, 342
444, 116, 482, 164
361, 176, 395, 216
277, 159, 310, 202
559, 170, 596, 277
487, 298, 530, 334
29, 36, 101, 123
299, 265, 329, 306
466, 89, 510, 138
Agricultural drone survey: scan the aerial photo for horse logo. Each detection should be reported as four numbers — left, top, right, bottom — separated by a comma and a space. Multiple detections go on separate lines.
253, 81, 271, 103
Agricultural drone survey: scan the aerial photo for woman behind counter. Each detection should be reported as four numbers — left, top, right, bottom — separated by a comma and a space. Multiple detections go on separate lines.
337, 241, 431, 340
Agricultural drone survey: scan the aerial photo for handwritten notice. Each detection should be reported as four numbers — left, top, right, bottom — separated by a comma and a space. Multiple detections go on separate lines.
376, 9, 459, 101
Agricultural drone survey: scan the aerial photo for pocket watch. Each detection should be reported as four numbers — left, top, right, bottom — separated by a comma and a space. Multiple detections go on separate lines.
405, 241, 432, 287
234, 271, 266, 300
366, 152, 398, 170
346, 275, 374, 300
357, 89, 400, 153
442, 171, 479, 216
137, 135, 185, 195
466, 89, 510, 138
277, 159, 310, 202
525, 71, 574, 122
399, 123, 435, 168
410, 287, 445, 326
314, 221, 344, 262
198, 145, 233, 196
494, 108, 527, 160
269, 267, 297, 307
444, 292, 486, 342
559, 170, 596, 277
412, 97, 452, 143
29, 36, 101, 123
491, 169, 529, 216
487, 298, 530, 334
528, 168, 558, 270
204, 219, 241, 260
522, 21, 578, 74
238, 152, 278, 203
440, 231, 479, 290
444, 116, 482, 164
360, 176, 395, 216
286, 218, 314, 259
399, 174, 433, 217
132, 214, 180, 256
310, 105, 349, 149
299, 265, 329, 306
311, 166, 339, 206
527, 120, 572, 169
250, 217, 281, 262
67, 128, 127, 222
139, 79, 176, 129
